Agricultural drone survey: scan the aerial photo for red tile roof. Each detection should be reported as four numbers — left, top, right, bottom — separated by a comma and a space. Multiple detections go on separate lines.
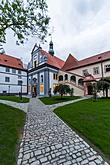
41, 50, 65, 69
0, 54, 24, 69
62, 54, 78, 71
64, 50, 110, 71
83, 74, 96, 82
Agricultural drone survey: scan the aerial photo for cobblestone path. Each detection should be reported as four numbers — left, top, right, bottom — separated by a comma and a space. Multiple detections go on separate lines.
17, 98, 109, 165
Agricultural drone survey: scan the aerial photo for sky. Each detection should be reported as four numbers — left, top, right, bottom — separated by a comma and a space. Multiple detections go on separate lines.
3, 0, 110, 64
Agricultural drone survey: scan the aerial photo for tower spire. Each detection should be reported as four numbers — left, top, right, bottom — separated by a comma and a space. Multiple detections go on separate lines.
48, 38, 54, 56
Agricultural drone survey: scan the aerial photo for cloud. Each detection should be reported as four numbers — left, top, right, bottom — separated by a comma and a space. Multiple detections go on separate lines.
3, 0, 110, 64
47, 0, 110, 60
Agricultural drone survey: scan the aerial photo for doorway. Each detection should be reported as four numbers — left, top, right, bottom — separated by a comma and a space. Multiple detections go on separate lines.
87, 85, 93, 95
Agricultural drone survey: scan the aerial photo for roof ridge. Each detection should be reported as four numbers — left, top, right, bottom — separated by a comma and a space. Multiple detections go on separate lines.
79, 50, 110, 62
0, 53, 21, 60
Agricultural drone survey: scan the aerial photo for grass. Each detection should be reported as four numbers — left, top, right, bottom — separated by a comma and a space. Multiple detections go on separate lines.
0, 95, 29, 103
40, 96, 80, 105
0, 103, 26, 165
54, 98, 110, 160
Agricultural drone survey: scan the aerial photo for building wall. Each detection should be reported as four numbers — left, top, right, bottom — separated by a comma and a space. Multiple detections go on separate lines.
58, 70, 84, 96
49, 70, 58, 95
0, 66, 27, 94
70, 60, 110, 79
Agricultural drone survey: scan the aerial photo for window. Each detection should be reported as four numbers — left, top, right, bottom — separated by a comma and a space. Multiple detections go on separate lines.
59, 75, 63, 81
78, 78, 84, 86
18, 70, 21, 74
105, 65, 110, 72
65, 74, 68, 80
53, 73, 58, 80
34, 61, 37, 68
56, 74, 58, 80
18, 75, 22, 79
5, 77, 10, 82
93, 67, 99, 75
6, 67, 10, 72
70, 75, 76, 83
83, 69, 88, 76
18, 80, 22, 85
53, 73, 56, 80
41, 75, 43, 83
40, 84, 44, 93
12, 69, 16, 73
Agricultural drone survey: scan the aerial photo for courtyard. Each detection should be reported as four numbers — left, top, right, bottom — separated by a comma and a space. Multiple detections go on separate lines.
0, 96, 110, 164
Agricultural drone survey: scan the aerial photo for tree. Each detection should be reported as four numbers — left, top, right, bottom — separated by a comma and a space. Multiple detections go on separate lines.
70, 88, 74, 97
54, 84, 71, 98
97, 78, 110, 98
0, 0, 50, 44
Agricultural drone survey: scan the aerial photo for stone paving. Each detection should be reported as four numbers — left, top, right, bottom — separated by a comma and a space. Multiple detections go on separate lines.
0, 99, 29, 113
46, 97, 88, 111
17, 98, 109, 165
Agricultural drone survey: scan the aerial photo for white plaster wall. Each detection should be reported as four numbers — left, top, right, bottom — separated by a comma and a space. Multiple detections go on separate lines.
0, 66, 27, 94
65, 83, 84, 96
70, 60, 110, 79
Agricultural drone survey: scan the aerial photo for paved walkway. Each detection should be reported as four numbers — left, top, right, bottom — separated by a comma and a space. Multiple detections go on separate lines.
46, 97, 88, 111
17, 98, 109, 165
0, 99, 29, 113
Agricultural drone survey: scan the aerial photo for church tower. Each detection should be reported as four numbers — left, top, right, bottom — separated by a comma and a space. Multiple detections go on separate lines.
48, 40, 54, 56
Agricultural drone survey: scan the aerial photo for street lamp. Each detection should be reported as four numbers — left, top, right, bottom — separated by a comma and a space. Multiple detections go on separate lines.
20, 81, 23, 100
8, 85, 10, 94
98, 56, 104, 96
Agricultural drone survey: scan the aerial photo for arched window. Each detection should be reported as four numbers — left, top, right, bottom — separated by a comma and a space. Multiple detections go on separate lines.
65, 74, 68, 80
41, 75, 43, 83
70, 75, 76, 83
59, 75, 63, 81
78, 78, 84, 86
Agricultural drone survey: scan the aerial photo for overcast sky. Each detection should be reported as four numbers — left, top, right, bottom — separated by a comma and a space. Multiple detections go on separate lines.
3, 0, 110, 64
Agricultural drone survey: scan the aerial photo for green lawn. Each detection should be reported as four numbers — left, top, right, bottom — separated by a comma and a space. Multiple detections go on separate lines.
0, 103, 26, 165
40, 96, 80, 105
0, 95, 29, 103
54, 99, 110, 160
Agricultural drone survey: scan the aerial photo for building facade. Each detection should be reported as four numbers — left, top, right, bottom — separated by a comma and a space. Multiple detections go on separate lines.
28, 43, 64, 96
0, 54, 27, 94
28, 42, 110, 97
60, 51, 110, 96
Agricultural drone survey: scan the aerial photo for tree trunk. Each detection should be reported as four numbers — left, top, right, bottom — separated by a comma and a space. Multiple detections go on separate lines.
105, 87, 108, 98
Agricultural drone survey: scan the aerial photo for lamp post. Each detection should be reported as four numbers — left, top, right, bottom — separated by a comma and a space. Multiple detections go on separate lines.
20, 81, 23, 100
98, 56, 104, 96
8, 85, 10, 95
